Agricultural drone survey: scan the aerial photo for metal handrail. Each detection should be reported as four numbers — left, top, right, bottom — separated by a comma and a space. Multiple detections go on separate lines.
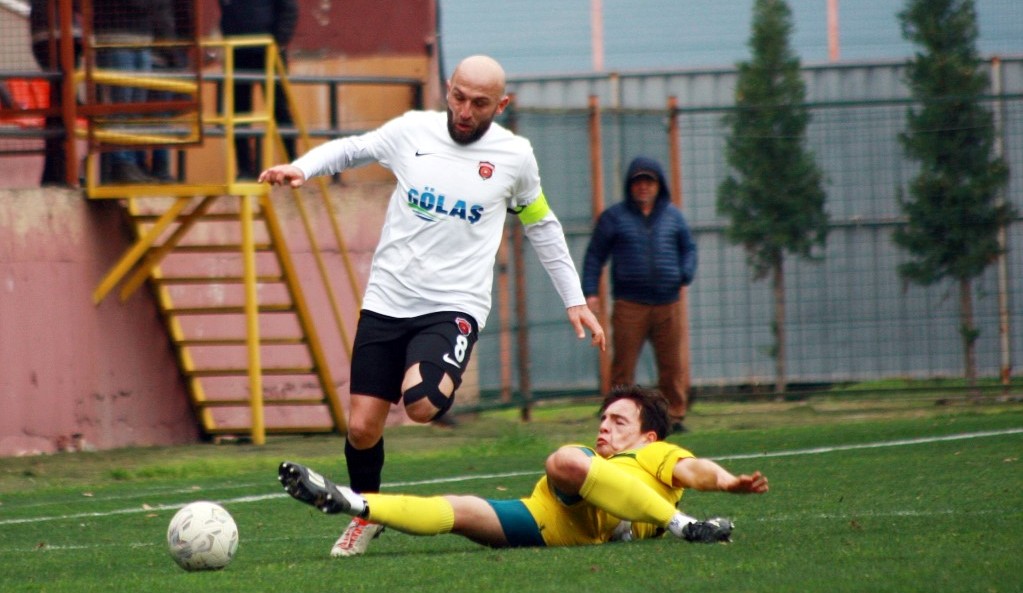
0, 69, 423, 140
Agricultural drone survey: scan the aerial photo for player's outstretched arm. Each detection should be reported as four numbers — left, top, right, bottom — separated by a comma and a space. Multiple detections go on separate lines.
567, 304, 606, 351
673, 458, 769, 494
259, 164, 306, 188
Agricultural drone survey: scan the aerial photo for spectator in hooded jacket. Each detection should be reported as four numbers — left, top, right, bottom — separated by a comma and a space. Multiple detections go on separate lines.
582, 156, 698, 432
219, 0, 298, 179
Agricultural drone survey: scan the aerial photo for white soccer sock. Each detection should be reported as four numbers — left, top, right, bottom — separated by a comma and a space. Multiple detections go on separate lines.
338, 486, 368, 516
665, 512, 699, 538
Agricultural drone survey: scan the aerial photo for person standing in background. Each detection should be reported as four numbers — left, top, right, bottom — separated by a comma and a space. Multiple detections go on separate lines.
93, 0, 173, 183
149, 0, 193, 182
29, 0, 82, 185
218, 0, 298, 179
582, 156, 698, 433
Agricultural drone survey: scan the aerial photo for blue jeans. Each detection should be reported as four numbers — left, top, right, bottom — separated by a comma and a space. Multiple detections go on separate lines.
97, 47, 152, 165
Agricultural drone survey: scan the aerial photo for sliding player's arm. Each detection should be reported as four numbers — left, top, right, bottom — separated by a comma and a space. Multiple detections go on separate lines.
672, 457, 769, 494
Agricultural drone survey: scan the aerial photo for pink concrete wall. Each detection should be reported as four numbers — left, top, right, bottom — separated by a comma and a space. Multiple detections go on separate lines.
0, 183, 397, 457
0, 188, 198, 455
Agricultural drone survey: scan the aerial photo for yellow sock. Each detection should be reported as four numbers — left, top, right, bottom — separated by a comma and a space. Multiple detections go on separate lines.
362, 494, 455, 536
579, 456, 677, 526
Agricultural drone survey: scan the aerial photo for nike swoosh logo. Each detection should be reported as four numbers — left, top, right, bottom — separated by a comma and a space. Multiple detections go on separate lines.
415, 150, 436, 157
442, 353, 461, 368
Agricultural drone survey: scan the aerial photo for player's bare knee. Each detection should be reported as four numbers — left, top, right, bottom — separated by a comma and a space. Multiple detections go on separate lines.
402, 362, 455, 423
346, 420, 383, 449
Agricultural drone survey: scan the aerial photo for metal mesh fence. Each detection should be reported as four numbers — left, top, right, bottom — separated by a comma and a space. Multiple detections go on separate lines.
2, 3, 1020, 402
481, 63, 1023, 401
0, 0, 201, 184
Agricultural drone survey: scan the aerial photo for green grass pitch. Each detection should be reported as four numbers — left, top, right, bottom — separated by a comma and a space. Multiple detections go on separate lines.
1, 393, 1021, 593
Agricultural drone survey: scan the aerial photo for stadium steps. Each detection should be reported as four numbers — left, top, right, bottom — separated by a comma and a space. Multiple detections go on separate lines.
80, 35, 367, 443
115, 194, 348, 442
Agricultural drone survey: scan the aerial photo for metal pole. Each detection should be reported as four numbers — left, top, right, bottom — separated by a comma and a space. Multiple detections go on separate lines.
263, 40, 278, 171
224, 40, 237, 182
241, 194, 266, 445
59, 0, 78, 185
991, 57, 1013, 388
497, 233, 513, 403
667, 96, 692, 400
589, 95, 611, 394
827, 0, 841, 62
498, 95, 516, 405
506, 94, 532, 420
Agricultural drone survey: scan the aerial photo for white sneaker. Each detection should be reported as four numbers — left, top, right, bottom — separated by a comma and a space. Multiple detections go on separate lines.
330, 516, 384, 558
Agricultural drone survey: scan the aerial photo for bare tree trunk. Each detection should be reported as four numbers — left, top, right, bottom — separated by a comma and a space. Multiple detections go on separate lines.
773, 258, 786, 394
960, 277, 978, 395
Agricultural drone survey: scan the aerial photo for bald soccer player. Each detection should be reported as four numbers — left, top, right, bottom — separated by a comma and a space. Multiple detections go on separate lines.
260, 55, 606, 558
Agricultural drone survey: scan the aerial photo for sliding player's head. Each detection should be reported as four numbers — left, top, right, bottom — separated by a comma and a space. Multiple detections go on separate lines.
446, 55, 510, 145
595, 385, 670, 456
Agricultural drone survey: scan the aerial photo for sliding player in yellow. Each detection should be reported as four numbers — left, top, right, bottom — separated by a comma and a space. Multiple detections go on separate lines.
279, 386, 769, 548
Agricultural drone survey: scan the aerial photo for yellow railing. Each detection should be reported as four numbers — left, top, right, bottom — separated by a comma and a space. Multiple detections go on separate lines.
88, 36, 372, 443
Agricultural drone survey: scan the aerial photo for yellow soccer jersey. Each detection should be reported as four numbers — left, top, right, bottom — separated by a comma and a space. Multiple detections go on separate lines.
521, 441, 694, 546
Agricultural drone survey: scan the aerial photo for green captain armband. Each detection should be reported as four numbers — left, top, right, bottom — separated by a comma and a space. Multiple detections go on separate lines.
515, 192, 551, 225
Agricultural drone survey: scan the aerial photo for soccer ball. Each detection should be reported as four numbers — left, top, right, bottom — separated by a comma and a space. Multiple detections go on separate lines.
166, 501, 239, 571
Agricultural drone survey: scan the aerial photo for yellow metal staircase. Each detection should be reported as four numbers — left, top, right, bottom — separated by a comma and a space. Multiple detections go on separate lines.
120, 193, 346, 441
86, 36, 357, 444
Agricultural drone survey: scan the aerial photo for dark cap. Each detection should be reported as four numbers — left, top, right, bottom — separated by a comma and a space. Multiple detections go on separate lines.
629, 169, 658, 182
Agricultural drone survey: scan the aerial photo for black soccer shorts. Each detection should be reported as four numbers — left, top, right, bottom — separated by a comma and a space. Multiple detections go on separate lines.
349, 309, 479, 403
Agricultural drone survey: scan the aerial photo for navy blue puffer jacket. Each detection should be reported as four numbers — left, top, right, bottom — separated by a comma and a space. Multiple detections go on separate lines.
581, 156, 697, 305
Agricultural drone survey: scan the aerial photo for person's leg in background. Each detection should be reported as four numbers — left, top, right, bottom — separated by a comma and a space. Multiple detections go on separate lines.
609, 299, 651, 390
231, 47, 260, 179
97, 46, 154, 183
650, 300, 688, 431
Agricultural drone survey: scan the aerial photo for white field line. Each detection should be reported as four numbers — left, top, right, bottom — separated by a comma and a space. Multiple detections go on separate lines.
1, 427, 1020, 531
711, 427, 1023, 460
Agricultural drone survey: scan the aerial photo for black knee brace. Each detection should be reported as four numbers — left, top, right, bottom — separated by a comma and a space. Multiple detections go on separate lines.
403, 362, 454, 420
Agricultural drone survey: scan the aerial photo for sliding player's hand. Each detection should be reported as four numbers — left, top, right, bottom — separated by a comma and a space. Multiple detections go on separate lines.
722, 471, 769, 494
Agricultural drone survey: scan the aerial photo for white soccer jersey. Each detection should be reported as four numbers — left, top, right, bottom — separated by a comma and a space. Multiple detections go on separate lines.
292, 110, 582, 329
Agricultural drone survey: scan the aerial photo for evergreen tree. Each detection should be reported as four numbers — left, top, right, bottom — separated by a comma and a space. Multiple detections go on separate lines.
896, 0, 1012, 388
717, 0, 828, 394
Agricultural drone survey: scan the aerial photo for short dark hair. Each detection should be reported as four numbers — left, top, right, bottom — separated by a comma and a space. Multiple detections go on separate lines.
599, 385, 670, 440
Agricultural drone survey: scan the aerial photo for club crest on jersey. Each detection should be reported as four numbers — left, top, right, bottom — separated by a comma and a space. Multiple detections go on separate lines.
478, 161, 495, 180
455, 317, 473, 336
